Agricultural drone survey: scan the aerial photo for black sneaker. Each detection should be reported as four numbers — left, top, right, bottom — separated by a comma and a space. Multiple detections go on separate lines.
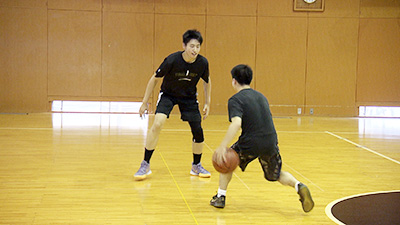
297, 183, 314, 212
210, 194, 225, 208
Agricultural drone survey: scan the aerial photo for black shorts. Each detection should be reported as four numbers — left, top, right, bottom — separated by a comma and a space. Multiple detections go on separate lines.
155, 92, 201, 122
231, 142, 282, 181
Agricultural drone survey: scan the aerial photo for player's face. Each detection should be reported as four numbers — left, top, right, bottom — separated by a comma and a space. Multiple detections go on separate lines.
183, 39, 201, 61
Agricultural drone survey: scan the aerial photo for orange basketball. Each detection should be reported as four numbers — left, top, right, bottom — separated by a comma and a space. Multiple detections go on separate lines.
212, 147, 239, 173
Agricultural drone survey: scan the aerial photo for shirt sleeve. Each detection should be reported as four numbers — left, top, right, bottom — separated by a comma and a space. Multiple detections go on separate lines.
155, 56, 172, 78
201, 58, 209, 83
228, 97, 243, 122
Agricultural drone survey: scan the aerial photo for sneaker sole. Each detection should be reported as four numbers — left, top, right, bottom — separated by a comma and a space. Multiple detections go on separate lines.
210, 203, 225, 208
134, 171, 152, 181
190, 171, 211, 178
299, 186, 314, 212
199, 173, 211, 178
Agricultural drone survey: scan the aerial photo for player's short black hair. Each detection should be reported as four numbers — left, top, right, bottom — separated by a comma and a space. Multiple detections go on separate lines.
183, 29, 203, 45
231, 64, 253, 85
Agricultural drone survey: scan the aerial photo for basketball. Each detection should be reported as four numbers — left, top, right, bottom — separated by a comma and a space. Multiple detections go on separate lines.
212, 147, 239, 173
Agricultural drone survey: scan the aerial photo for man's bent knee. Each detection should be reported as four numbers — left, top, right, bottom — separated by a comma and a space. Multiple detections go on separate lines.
264, 171, 280, 181
151, 113, 167, 131
189, 121, 204, 143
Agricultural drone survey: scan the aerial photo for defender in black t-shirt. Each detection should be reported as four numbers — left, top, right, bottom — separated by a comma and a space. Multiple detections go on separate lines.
134, 29, 212, 181
210, 65, 314, 213
156, 51, 209, 99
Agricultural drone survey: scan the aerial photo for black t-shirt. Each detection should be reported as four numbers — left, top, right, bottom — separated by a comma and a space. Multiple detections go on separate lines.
155, 51, 209, 99
228, 88, 278, 155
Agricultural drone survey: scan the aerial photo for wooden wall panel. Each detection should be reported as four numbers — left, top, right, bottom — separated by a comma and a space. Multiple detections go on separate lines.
309, 0, 360, 18
48, 10, 102, 97
0, 7, 47, 113
103, 0, 154, 13
360, 0, 400, 18
305, 18, 359, 116
0, 0, 46, 8
207, 0, 257, 16
206, 16, 256, 114
102, 12, 154, 98
258, 0, 307, 17
357, 19, 400, 104
155, 0, 206, 15
1, 0, 399, 115
48, 0, 101, 11
255, 17, 308, 116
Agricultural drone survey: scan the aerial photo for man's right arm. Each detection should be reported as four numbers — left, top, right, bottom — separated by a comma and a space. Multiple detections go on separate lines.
139, 73, 160, 117
214, 116, 242, 164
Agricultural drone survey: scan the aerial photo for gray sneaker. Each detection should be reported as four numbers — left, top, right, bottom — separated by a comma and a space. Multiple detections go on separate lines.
190, 162, 211, 178
134, 160, 152, 181
210, 194, 225, 208
298, 183, 314, 212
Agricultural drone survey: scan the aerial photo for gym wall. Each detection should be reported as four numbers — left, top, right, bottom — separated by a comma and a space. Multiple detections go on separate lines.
0, 0, 399, 116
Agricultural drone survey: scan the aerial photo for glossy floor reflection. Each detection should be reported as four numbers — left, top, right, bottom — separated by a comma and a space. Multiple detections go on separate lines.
0, 113, 399, 224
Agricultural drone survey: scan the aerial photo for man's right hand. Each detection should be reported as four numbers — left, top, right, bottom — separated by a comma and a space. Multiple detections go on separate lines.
139, 103, 148, 118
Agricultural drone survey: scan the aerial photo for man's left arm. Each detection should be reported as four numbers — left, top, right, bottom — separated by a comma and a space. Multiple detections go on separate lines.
202, 77, 211, 120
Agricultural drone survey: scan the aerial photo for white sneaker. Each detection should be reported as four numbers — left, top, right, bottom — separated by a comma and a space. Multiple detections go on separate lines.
190, 162, 211, 178
134, 160, 152, 181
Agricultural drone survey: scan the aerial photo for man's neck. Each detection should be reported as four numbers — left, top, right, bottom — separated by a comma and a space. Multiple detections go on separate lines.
182, 51, 196, 63
236, 85, 251, 92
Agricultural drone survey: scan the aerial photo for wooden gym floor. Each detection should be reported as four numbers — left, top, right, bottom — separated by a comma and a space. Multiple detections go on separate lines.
0, 113, 399, 224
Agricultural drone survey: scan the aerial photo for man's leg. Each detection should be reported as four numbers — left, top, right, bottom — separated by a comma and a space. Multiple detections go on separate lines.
134, 113, 167, 181
278, 171, 314, 212
192, 141, 203, 155
259, 152, 314, 212
210, 172, 232, 208
189, 121, 211, 178
146, 113, 168, 149
278, 171, 297, 187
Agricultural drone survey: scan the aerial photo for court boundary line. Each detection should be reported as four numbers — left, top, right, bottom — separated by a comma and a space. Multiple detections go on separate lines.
283, 162, 324, 192
325, 190, 400, 225
325, 131, 400, 165
163, 129, 330, 134
0, 127, 361, 136
158, 151, 199, 225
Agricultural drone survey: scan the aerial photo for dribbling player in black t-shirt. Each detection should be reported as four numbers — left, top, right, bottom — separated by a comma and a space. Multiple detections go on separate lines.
134, 30, 212, 181
210, 64, 314, 213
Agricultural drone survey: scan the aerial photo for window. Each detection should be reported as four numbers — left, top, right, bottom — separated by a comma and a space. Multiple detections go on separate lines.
359, 106, 400, 118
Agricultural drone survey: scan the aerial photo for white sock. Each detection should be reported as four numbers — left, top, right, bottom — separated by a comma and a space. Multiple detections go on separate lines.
295, 181, 301, 192
217, 188, 226, 197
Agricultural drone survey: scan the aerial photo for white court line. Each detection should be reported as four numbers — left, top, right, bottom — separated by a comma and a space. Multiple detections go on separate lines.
283, 162, 324, 192
163, 129, 227, 132
325, 131, 400, 165
0, 127, 53, 130
163, 129, 330, 134
203, 142, 251, 190
325, 190, 400, 225
0, 127, 351, 136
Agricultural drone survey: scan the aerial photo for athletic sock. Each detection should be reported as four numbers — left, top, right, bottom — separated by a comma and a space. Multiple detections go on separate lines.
144, 148, 154, 163
217, 188, 226, 197
193, 153, 202, 165
295, 181, 301, 192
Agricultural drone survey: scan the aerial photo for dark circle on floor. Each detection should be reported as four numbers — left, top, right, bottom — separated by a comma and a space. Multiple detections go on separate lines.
327, 191, 400, 225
